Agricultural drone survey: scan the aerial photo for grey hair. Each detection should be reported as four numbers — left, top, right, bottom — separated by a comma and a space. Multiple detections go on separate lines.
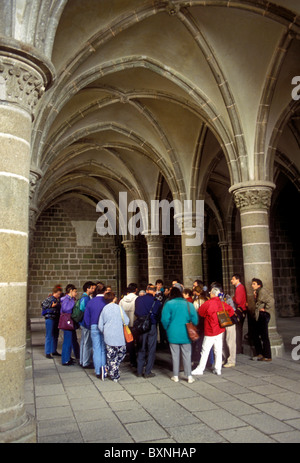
210, 287, 220, 297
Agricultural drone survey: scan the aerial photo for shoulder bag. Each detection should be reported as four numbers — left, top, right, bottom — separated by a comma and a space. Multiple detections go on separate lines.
217, 302, 233, 328
186, 302, 200, 341
132, 301, 155, 338
58, 312, 75, 331
120, 307, 134, 343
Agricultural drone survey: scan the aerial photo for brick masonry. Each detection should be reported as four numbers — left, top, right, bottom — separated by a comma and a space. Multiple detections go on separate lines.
28, 201, 118, 318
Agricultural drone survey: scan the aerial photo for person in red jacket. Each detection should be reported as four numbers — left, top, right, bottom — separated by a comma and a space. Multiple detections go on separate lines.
192, 286, 235, 376
231, 274, 247, 354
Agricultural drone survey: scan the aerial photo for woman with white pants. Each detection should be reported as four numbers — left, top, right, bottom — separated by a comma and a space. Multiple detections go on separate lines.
192, 287, 235, 376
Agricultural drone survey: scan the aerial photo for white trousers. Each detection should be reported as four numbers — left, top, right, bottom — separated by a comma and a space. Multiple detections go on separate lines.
198, 333, 223, 374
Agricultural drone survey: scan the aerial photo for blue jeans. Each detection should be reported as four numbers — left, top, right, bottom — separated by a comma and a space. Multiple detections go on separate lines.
45, 318, 59, 355
90, 325, 106, 375
136, 323, 157, 375
61, 330, 80, 364
80, 325, 93, 367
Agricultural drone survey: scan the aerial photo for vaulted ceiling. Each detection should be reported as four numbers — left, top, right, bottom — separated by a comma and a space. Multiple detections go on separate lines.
5, 0, 298, 227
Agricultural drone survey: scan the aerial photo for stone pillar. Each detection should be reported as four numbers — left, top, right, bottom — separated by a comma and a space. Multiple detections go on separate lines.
122, 239, 140, 286
219, 241, 230, 294
29, 167, 42, 249
230, 183, 284, 357
0, 50, 53, 442
181, 237, 203, 288
174, 211, 204, 288
144, 234, 164, 285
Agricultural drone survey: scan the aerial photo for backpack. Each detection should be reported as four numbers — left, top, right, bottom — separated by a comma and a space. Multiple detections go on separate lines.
71, 299, 84, 323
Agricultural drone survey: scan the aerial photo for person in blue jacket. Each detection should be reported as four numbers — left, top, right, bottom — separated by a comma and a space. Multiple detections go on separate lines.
83, 282, 107, 379
161, 286, 198, 383
134, 284, 161, 378
41, 284, 62, 359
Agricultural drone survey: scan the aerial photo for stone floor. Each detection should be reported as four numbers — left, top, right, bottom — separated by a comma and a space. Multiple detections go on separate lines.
25, 317, 300, 444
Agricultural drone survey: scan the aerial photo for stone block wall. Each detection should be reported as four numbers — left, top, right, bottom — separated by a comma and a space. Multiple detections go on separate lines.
28, 201, 118, 318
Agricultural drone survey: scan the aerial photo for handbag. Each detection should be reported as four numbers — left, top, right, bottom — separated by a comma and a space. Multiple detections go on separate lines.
132, 301, 155, 338
120, 307, 134, 343
186, 302, 200, 341
58, 312, 75, 331
217, 302, 233, 328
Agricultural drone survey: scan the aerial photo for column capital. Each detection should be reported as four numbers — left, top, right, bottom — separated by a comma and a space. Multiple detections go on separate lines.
229, 182, 275, 211
142, 232, 164, 245
122, 239, 140, 252
0, 45, 55, 118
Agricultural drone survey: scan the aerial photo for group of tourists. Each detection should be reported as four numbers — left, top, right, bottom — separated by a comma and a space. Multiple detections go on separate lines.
41, 274, 274, 383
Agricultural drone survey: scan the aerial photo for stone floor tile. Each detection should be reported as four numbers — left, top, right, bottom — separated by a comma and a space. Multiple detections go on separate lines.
167, 423, 225, 443
195, 408, 247, 430
242, 412, 295, 434
115, 408, 153, 424
125, 420, 169, 442
219, 425, 276, 443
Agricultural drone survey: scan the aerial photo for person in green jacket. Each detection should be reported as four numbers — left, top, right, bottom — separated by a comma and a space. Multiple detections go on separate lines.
161, 286, 198, 383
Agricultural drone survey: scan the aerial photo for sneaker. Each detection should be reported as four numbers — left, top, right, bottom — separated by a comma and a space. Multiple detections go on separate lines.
188, 376, 195, 384
223, 363, 235, 368
112, 378, 119, 383
191, 367, 203, 375
212, 369, 221, 375
171, 376, 179, 382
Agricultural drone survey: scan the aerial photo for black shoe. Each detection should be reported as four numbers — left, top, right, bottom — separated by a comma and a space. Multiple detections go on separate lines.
45, 354, 53, 359
52, 351, 61, 356
144, 372, 156, 378
82, 364, 94, 369
62, 360, 74, 366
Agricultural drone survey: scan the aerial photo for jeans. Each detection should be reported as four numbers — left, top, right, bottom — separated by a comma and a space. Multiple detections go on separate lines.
45, 318, 59, 355
136, 323, 157, 375
91, 325, 106, 375
80, 325, 93, 367
61, 330, 80, 364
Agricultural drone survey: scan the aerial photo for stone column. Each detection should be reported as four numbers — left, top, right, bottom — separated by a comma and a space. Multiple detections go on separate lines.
230, 183, 283, 357
174, 211, 204, 288
122, 239, 140, 286
219, 241, 230, 294
0, 50, 53, 442
144, 234, 164, 285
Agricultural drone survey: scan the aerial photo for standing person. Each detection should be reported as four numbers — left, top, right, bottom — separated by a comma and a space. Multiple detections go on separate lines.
60, 284, 80, 366
251, 278, 273, 361
192, 286, 235, 376
98, 292, 129, 382
191, 285, 210, 369
134, 284, 161, 378
79, 281, 96, 369
119, 283, 138, 367
231, 273, 247, 354
41, 285, 62, 359
83, 283, 107, 379
161, 287, 198, 383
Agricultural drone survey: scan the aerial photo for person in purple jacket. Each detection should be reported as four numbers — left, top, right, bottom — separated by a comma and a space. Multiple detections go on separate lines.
60, 284, 80, 365
83, 282, 108, 379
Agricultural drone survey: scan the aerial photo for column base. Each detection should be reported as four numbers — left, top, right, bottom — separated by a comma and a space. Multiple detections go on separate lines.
0, 413, 36, 443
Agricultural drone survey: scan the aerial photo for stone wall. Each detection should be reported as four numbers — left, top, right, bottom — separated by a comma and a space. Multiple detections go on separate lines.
270, 185, 300, 317
28, 201, 118, 318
